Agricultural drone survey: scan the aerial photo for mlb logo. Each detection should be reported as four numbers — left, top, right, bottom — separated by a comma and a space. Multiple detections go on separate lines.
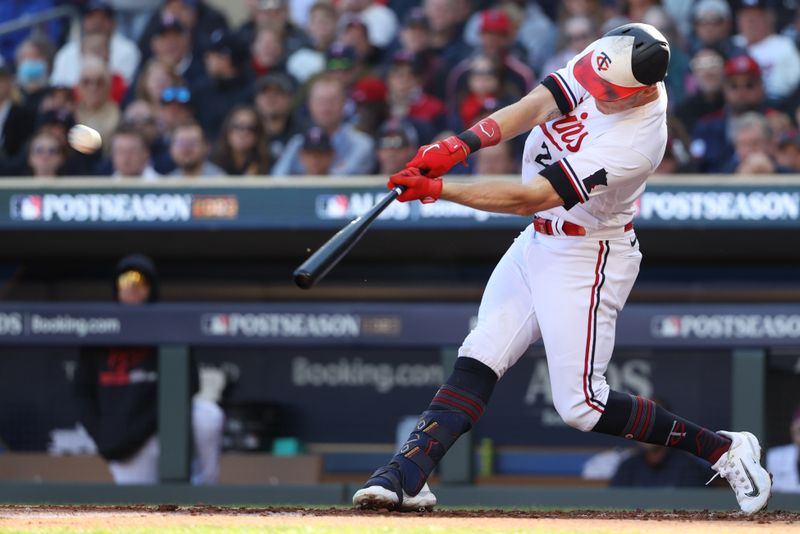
202, 314, 229, 335
651, 315, 681, 338
10, 195, 42, 221
315, 194, 349, 219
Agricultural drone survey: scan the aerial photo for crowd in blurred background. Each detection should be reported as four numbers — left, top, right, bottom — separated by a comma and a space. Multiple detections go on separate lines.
2, 0, 800, 178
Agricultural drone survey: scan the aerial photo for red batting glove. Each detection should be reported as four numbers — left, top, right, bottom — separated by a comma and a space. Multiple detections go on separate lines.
388, 168, 443, 203
405, 136, 470, 178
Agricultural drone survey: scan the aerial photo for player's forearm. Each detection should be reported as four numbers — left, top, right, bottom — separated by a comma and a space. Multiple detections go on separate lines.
440, 179, 562, 216
486, 85, 562, 141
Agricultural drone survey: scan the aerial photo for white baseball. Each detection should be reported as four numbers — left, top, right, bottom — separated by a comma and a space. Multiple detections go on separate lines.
68, 124, 103, 154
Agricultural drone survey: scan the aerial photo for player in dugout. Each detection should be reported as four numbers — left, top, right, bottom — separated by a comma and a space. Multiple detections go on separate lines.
74, 254, 224, 484
353, 24, 772, 514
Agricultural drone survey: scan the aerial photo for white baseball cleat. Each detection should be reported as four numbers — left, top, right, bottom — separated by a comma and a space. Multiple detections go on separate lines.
353, 483, 437, 512
709, 431, 772, 515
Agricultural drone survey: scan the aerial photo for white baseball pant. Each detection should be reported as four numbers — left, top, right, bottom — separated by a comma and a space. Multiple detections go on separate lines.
458, 224, 641, 431
108, 398, 225, 484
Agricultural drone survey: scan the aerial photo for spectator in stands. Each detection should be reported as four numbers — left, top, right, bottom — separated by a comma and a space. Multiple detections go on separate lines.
658, 115, 696, 174
336, 0, 398, 49
192, 30, 254, 141
250, 27, 287, 79
138, 0, 228, 63
212, 105, 271, 176
121, 100, 173, 175
767, 406, 800, 493
144, 16, 204, 90
14, 35, 55, 115
80, 31, 128, 103
51, 1, 140, 87
131, 58, 183, 109
74, 254, 224, 485
254, 73, 300, 164
724, 111, 785, 174
541, 15, 597, 78
676, 48, 726, 132
110, 125, 159, 179
689, 0, 744, 56
323, 44, 364, 91
75, 57, 121, 147
395, 8, 446, 99
691, 55, 771, 173
39, 85, 75, 115
350, 77, 388, 136
272, 75, 374, 176
159, 86, 195, 142
170, 122, 225, 177
236, 0, 307, 56
733, 0, 800, 101
0, 58, 35, 160
339, 16, 380, 68
25, 130, 67, 178
286, 1, 339, 83
422, 0, 469, 67
446, 9, 535, 114
455, 55, 513, 131
474, 142, 518, 175
297, 126, 335, 175
376, 118, 418, 175
775, 132, 800, 172
386, 51, 444, 141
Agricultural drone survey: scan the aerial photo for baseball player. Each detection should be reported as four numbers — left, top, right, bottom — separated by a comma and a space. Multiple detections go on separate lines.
353, 24, 772, 514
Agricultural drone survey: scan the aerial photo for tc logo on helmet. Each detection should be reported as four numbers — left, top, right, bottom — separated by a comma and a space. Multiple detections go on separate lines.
596, 51, 612, 71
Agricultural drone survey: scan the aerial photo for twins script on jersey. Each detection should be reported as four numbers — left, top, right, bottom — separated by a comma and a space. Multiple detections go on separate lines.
524, 54, 669, 237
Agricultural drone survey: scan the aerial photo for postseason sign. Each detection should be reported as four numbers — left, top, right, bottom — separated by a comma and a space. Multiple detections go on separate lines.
0, 181, 798, 229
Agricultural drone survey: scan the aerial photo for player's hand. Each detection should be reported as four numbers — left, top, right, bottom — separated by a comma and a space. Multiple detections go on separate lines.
405, 136, 470, 178
388, 167, 443, 203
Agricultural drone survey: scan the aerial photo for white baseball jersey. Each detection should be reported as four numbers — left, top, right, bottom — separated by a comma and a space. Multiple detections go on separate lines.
522, 54, 668, 235
458, 59, 668, 433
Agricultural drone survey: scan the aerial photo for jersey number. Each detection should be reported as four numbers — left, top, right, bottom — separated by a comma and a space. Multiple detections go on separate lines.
534, 142, 552, 166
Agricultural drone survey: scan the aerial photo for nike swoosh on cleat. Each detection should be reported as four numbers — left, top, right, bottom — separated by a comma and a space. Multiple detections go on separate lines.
741, 460, 760, 498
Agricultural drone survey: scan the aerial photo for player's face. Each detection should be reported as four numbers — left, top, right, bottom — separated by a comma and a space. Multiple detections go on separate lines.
594, 85, 658, 115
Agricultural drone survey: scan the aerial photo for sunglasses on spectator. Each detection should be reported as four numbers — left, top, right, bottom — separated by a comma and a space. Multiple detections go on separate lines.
230, 122, 257, 132
32, 144, 60, 156
161, 86, 191, 104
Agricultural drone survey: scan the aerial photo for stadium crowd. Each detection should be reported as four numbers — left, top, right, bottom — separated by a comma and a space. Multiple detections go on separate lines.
2, 0, 800, 178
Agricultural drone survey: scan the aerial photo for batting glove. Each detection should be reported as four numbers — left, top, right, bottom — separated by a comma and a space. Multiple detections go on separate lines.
405, 136, 470, 178
388, 168, 443, 203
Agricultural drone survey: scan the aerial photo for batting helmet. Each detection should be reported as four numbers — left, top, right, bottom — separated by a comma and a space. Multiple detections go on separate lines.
573, 23, 670, 102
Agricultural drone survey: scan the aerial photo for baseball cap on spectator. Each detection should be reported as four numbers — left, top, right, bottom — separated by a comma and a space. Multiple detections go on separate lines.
351, 77, 387, 104
154, 14, 187, 35
208, 30, 250, 66
340, 14, 369, 34
160, 86, 192, 104
694, 0, 731, 20
38, 109, 76, 130
301, 126, 332, 152
403, 7, 429, 30
326, 43, 356, 71
724, 55, 761, 77
378, 119, 418, 149
256, 72, 293, 94
82, 0, 115, 16
480, 9, 511, 34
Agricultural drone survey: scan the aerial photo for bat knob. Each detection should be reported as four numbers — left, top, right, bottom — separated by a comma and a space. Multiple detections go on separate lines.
293, 270, 314, 289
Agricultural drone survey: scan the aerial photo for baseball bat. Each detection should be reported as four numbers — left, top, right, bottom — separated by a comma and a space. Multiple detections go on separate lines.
293, 185, 406, 289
